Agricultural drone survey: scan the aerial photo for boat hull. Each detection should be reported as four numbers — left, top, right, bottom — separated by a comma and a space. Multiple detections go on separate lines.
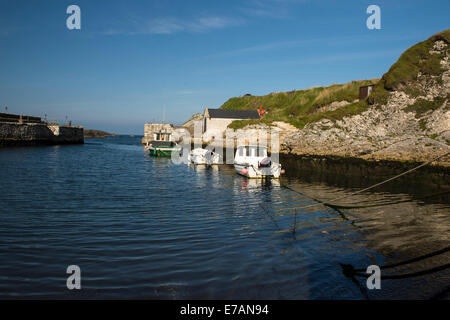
188, 149, 221, 165
147, 146, 179, 157
234, 163, 281, 179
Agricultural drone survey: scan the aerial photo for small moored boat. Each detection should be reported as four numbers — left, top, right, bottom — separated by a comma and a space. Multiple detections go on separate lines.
144, 140, 180, 157
188, 148, 221, 165
144, 128, 181, 157
234, 145, 283, 178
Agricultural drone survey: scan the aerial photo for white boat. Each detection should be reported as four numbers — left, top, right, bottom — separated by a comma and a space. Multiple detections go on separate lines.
188, 148, 221, 165
234, 145, 283, 179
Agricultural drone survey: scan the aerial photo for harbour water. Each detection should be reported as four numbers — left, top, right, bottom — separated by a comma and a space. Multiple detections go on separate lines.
0, 136, 449, 299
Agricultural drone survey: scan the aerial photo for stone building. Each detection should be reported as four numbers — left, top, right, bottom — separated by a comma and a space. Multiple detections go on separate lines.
359, 84, 375, 100
202, 108, 260, 136
142, 123, 174, 145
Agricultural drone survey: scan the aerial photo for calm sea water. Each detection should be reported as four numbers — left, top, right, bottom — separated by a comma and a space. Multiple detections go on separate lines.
0, 136, 449, 299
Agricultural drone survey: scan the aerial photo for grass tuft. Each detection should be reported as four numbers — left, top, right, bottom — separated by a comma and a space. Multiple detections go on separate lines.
404, 96, 446, 118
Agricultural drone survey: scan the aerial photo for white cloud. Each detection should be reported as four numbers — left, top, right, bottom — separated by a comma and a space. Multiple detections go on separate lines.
175, 90, 206, 95
211, 39, 318, 57
103, 16, 242, 35
241, 0, 310, 18
207, 33, 422, 58
196, 48, 403, 75
145, 18, 184, 34
99, 0, 307, 36
149, 16, 242, 34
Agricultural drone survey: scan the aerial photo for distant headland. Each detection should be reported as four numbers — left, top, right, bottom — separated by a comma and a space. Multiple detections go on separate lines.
84, 129, 116, 139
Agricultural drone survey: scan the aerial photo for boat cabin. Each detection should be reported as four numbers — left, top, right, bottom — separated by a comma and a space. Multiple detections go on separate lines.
153, 130, 172, 141
236, 145, 268, 159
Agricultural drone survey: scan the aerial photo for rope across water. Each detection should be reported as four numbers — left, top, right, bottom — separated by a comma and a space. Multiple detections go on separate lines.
280, 150, 450, 211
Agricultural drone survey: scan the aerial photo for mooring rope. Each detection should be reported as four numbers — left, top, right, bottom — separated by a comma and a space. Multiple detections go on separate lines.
278, 151, 450, 284
340, 246, 450, 284
327, 189, 450, 209
281, 150, 450, 211
353, 246, 450, 272
255, 151, 450, 296
341, 262, 450, 280
325, 150, 450, 204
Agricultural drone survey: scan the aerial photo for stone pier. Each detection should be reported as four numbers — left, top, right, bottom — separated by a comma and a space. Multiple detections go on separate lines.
0, 122, 84, 147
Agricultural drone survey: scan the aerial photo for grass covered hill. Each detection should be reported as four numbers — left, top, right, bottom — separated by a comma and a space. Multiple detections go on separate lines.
368, 29, 450, 106
222, 79, 378, 129
221, 29, 449, 130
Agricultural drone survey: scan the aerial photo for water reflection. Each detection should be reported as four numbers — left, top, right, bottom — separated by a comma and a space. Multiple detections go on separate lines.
0, 136, 448, 299
237, 177, 280, 192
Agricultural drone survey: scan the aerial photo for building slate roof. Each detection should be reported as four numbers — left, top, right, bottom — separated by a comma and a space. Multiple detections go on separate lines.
207, 108, 260, 119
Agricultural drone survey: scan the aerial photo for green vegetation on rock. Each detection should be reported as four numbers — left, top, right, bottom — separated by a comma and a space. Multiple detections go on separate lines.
404, 96, 447, 118
368, 29, 449, 105
429, 133, 438, 139
222, 80, 377, 129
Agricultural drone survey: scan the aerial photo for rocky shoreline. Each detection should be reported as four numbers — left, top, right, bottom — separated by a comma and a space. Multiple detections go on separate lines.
84, 129, 116, 139
279, 152, 449, 180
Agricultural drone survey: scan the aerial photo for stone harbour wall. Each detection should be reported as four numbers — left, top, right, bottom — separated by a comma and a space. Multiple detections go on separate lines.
0, 122, 84, 147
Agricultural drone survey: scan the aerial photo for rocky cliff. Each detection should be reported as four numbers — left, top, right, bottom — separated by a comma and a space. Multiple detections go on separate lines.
221, 30, 449, 166
281, 30, 449, 166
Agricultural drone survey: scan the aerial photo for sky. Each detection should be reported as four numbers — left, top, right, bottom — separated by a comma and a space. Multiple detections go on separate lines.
0, 0, 449, 134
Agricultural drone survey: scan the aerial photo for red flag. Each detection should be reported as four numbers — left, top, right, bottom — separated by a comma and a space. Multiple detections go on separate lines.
258, 105, 265, 117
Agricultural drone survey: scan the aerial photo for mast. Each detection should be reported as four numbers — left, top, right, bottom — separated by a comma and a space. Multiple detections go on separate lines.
163, 105, 166, 124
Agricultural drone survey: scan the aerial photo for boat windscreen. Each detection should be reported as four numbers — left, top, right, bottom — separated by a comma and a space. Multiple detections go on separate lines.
150, 141, 176, 147
258, 148, 267, 157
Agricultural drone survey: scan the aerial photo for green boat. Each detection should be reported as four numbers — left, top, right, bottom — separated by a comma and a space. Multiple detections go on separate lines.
145, 140, 180, 157
144, 130, 180, 157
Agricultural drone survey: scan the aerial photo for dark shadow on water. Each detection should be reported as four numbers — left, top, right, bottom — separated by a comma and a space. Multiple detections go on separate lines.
430, 285, 450, 300
280, 153, 450, 205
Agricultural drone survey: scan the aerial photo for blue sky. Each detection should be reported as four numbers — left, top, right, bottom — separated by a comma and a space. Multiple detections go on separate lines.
0, 0, 448, 134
